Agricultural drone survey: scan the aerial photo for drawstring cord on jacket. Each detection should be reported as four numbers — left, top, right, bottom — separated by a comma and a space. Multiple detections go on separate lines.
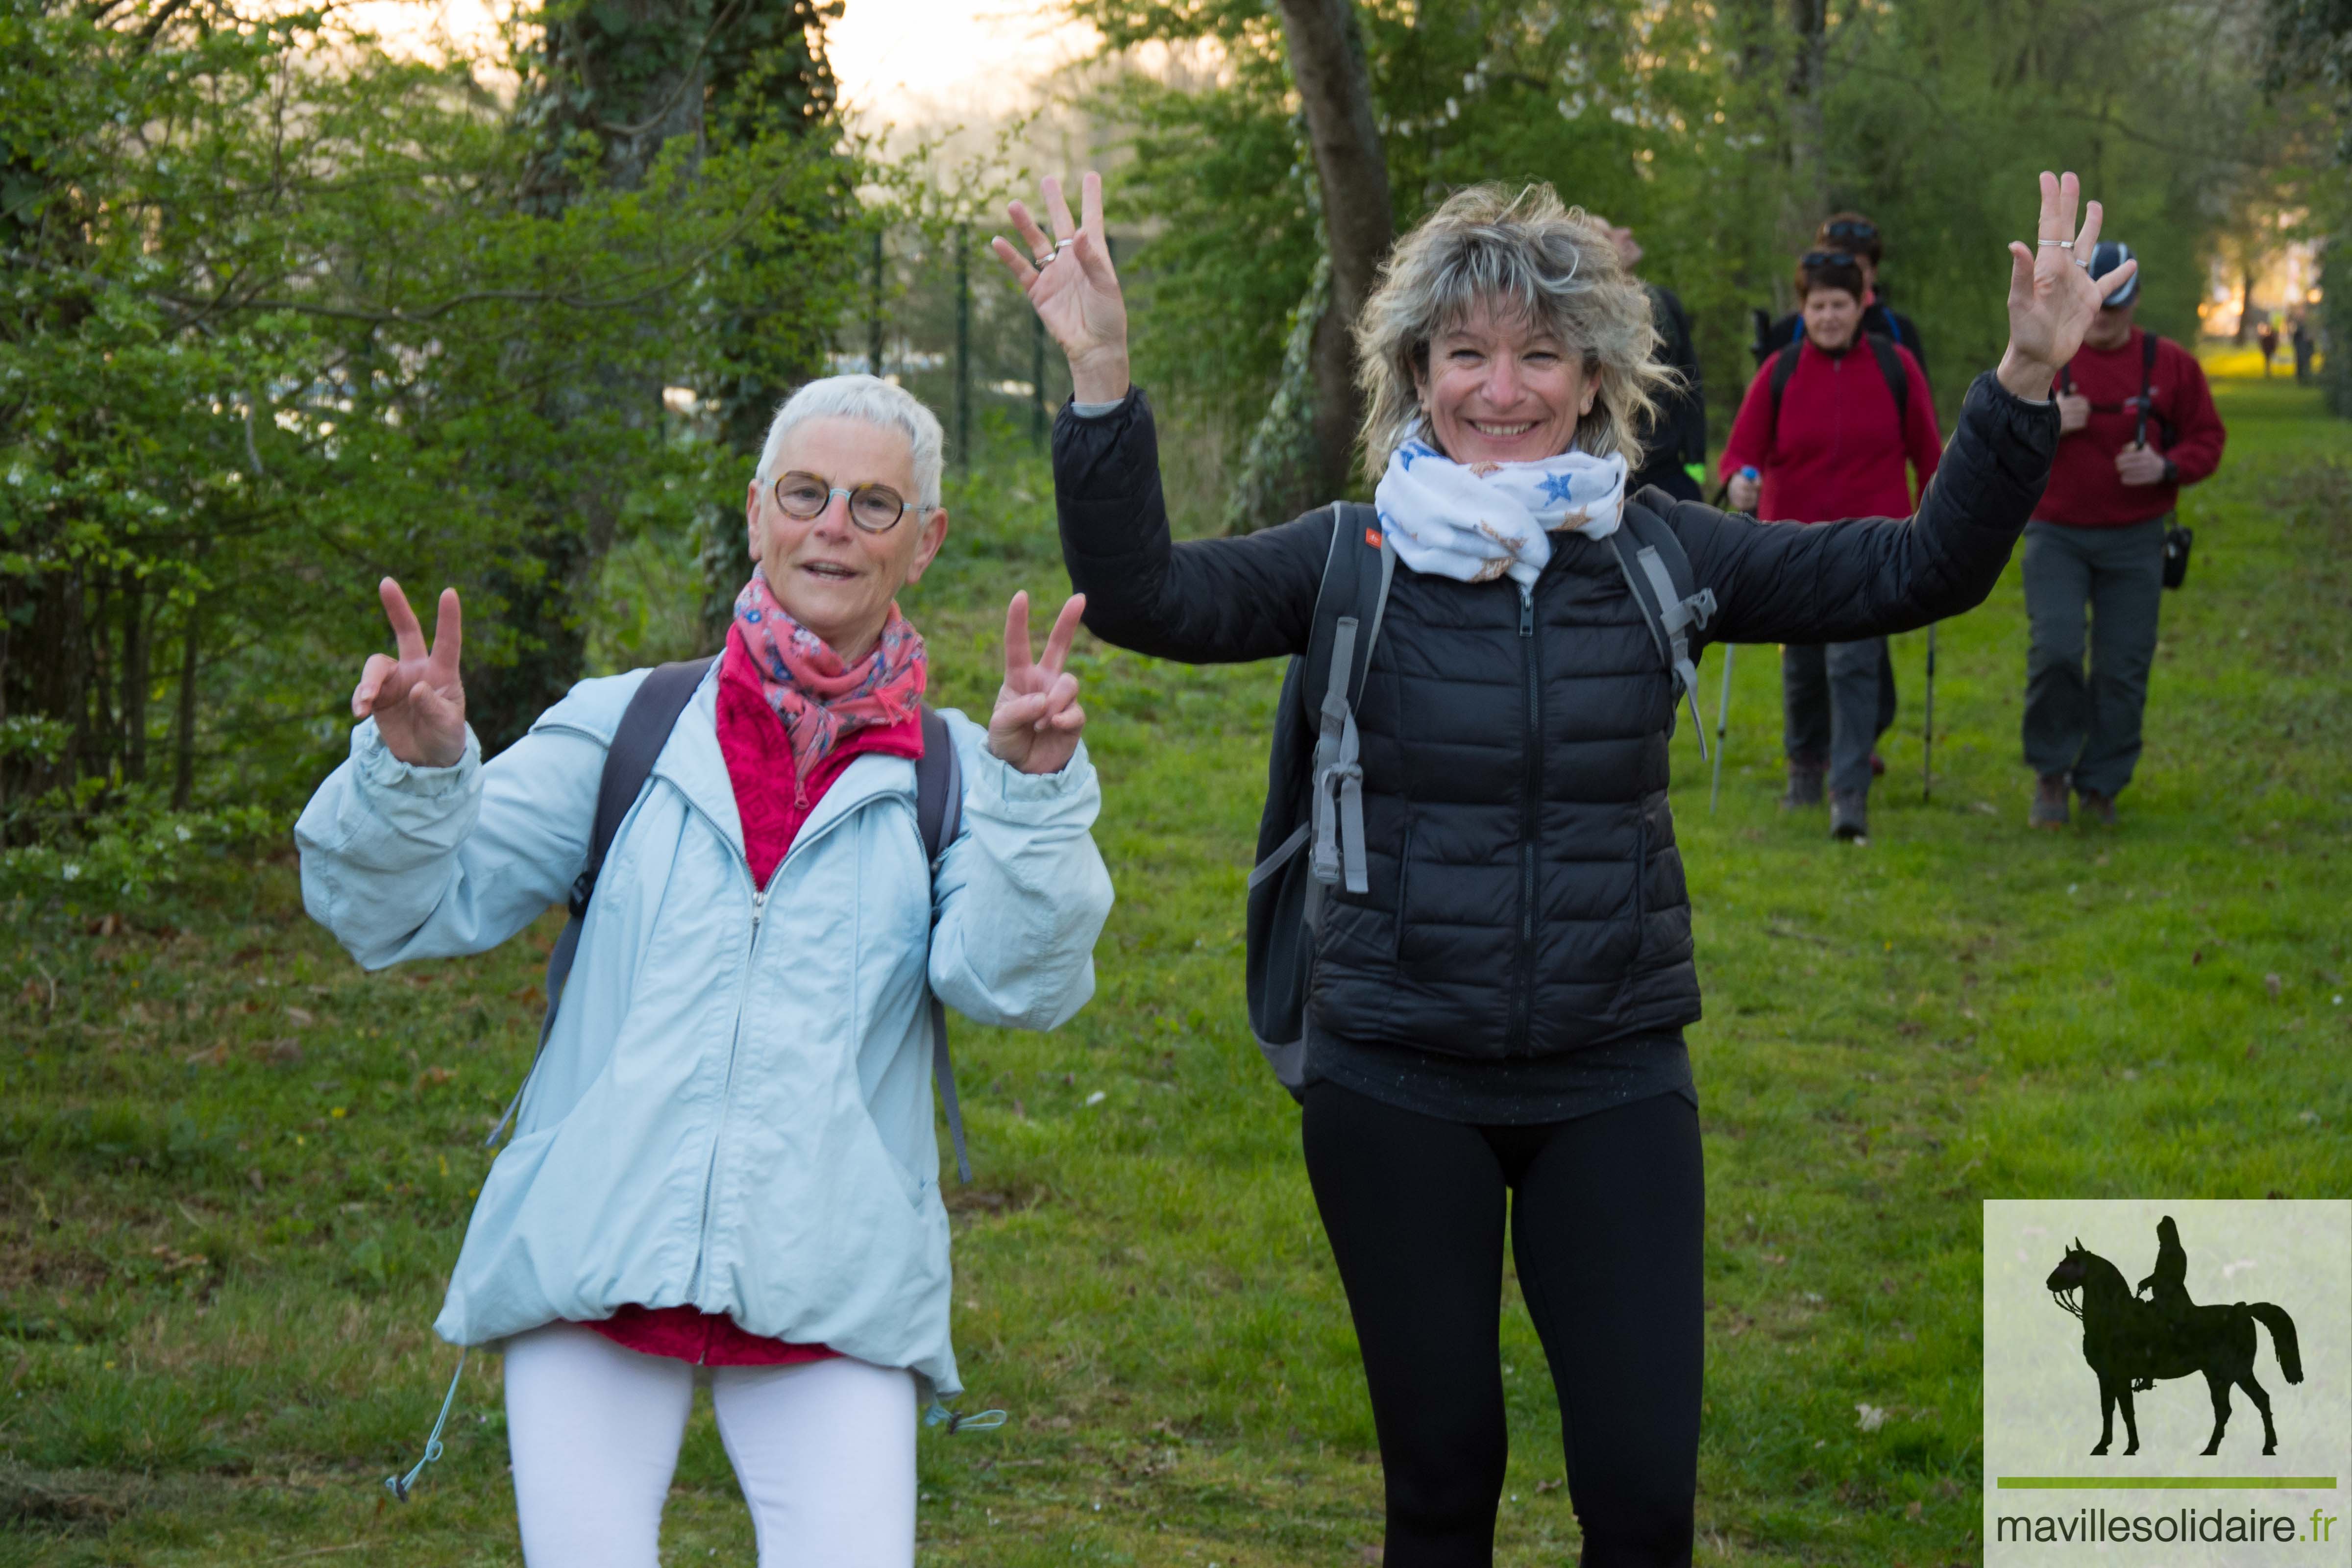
385, 1350, 469, 1501
925, 1399, 1006, 1435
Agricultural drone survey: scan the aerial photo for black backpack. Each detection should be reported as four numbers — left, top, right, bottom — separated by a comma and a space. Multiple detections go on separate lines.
1242, 498, 1716, 1098
1767, 332, 1909, 433
485, 657, 975, 1182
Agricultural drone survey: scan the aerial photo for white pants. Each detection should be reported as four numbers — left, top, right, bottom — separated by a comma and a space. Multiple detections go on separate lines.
503, 1322, 917, 1568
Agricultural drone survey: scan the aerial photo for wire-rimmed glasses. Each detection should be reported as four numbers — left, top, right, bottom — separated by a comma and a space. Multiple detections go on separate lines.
770, 471, 918, 534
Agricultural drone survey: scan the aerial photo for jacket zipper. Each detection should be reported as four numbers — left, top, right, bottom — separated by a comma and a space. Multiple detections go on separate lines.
685, 877, 766, 1305
678, 784, 879, 1307
1512, 580, 1540, 1055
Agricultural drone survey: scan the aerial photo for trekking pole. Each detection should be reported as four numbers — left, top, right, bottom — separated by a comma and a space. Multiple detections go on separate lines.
1709, 644, 1735, 812
1922, 623, 1937, 803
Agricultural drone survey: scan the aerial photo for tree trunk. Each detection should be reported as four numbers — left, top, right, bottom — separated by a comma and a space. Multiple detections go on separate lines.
172, 605, 200, 810
476, 0, 717, 752
1272, 0, 1394, 493
120, 576, 148, 784
1778, 0, 1831, 260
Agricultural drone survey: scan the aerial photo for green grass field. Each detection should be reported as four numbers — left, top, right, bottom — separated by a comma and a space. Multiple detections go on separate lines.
3, 372, 2346, 1566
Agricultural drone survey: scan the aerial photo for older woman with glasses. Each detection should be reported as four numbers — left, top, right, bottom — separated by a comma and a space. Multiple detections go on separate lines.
1004, 172, 2129, 1566
296, 374, 1114, 1568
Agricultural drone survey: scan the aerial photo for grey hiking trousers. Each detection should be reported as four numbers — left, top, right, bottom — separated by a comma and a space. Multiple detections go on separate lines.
1782, 638, 1896, 798
2021, 515, 2167, 798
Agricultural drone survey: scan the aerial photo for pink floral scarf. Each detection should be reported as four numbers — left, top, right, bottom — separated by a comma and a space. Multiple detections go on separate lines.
729, 572, 927, 782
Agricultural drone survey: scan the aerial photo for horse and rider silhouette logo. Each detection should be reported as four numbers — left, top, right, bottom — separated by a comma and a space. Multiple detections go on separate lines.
2044, 1217, 2304, 1457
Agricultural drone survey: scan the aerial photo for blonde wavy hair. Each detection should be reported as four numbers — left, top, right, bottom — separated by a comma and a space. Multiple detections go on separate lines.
1353, 183, 1670, 479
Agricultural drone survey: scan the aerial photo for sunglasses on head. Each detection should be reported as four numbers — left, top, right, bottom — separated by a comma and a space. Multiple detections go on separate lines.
1800, 250, 1860, 271
1823, 219, 1878, 244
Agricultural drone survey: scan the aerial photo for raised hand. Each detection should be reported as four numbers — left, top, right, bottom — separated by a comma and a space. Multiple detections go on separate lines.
353, 577, 467, 768
1998, 171, 2137, 400
987, 590, 1087, 776
990, 172, 1130, 405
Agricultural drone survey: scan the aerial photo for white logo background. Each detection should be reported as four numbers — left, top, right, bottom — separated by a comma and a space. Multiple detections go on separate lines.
1984, 1200, 2351, 1567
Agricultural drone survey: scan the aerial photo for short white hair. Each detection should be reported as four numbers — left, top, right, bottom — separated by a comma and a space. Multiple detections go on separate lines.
754, 374, 946, 511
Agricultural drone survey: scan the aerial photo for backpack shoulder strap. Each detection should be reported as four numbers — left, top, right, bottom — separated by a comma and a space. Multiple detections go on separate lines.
2136, 330, 2175, 447
489, 655, 713, 1147
1307, 502, 1394, 898
1608, 501, 1717, 760
579, 658, 714, 915
1767, 341, 1803, 438
913, 702, 974, 1185
914, 705, 961, 864
1864, 332, 1909, 425
1250, 508, 1363, 895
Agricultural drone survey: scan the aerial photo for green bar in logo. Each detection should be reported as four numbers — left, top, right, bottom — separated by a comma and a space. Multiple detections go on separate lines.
1997, 1477, 2341, 1491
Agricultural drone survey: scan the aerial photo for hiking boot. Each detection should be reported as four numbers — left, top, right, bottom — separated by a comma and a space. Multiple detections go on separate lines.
2078, 787, 2118, 826
1829, 789, 1869, 841
2031, 774, 2071, 830
1782, 761, 1826, 809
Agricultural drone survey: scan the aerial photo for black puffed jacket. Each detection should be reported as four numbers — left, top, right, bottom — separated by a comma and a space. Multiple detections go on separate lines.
1054, 374, 2056, 1061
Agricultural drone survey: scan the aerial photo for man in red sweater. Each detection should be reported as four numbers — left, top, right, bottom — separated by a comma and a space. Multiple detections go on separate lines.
1721, 252, 1943, 841
2024, 243, 2226, 827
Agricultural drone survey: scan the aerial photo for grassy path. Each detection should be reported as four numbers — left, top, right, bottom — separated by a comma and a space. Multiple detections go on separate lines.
3, 375, 2345, 1565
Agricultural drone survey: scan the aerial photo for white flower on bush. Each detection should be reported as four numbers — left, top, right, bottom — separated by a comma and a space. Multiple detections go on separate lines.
60, 862, 82, 882
174, 825, 193, 842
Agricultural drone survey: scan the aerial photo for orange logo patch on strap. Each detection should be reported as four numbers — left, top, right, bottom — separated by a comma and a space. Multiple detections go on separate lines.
1365, 527, 1383, 548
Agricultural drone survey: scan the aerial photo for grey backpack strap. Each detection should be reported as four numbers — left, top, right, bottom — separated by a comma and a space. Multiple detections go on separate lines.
1308, 507, 1395, 898
488, 656, 713, 1147
1608, 505, 1717, 761
1253, 505, 1359, 896
915, 706, 972, 1184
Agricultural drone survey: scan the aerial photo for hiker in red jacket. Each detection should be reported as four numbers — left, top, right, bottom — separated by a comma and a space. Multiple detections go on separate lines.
2024, 242, 2226, 827
1721, 251, 1942, 840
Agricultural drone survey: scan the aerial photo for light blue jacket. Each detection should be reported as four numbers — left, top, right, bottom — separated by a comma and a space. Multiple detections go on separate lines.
294, 664, 1113, 1399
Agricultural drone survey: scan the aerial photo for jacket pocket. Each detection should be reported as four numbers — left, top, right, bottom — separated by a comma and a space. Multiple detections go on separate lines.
860, 1097, 931, 1213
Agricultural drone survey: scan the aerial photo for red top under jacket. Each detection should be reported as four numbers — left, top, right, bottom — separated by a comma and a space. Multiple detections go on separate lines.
1718, 338, 1942, 523
2036, 328, 2226, 529
582, 631, 926, 1367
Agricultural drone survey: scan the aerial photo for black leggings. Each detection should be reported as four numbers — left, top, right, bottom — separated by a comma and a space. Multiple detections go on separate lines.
1301, 1082, 1704, 1568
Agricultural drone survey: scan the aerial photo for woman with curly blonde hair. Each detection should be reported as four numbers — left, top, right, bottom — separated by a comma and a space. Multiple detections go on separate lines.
1002, 172, 2127, 1566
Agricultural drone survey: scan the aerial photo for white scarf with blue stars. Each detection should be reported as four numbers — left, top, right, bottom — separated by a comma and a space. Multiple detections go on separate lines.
1372, 431, 1628, 588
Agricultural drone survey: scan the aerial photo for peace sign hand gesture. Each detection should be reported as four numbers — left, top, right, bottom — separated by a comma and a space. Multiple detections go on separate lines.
990, 172, 1130, 406
353, 577, 468, 769
988, 590, 1088, 776
1996, 171, 2138, 401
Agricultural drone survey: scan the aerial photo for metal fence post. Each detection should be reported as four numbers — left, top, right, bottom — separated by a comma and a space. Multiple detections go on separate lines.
955, 224, 972, 471
868, 227, 885, 377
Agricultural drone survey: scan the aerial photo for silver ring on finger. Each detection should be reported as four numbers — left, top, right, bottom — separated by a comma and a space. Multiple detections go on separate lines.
2037, 239, 2075, 248
1033, 238, 1073, 269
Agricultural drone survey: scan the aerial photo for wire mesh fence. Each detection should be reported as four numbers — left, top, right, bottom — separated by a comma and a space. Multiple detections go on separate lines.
828, 222, 1097, 466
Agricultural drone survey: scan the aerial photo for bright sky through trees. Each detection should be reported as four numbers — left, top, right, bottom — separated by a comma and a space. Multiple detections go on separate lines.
828, 0, 1098, 116
337, 0, 1099, 119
